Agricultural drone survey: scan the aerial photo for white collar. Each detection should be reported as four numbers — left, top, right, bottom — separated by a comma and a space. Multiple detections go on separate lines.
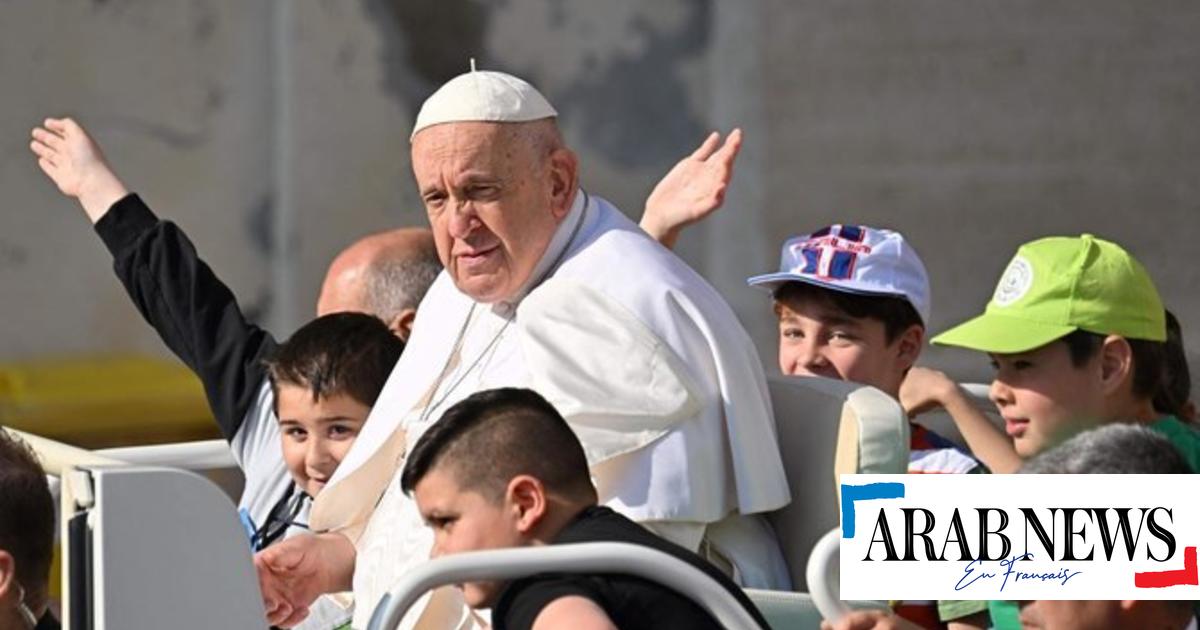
490, 188, 587, 316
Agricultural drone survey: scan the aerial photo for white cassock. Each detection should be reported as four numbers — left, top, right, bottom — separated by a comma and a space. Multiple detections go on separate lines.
310, 190, 791, 628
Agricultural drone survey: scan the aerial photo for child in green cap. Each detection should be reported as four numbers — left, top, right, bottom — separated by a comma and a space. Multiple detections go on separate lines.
903, 234, 1199, 474
898, 234, 1200, 630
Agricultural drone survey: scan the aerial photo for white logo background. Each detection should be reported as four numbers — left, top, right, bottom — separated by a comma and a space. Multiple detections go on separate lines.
993, 255, 1034, 307
839, 474, 1200, 601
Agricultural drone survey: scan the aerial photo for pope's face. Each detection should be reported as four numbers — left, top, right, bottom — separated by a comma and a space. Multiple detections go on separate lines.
412, 122, 568, 304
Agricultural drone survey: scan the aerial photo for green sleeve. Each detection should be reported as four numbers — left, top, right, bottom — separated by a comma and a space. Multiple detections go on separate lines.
988, 600, 1022, 630
937, 599, 989, 621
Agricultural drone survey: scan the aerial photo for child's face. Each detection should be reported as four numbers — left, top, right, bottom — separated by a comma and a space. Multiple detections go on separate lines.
775, 296, 917, 396
276, 385, 371, 497
414, 467, 525, 608
988, 341, 1105, 458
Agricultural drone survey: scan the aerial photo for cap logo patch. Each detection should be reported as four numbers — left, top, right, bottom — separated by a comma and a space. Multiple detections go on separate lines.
787, 225, 873, 281
993, 255, 1034, 307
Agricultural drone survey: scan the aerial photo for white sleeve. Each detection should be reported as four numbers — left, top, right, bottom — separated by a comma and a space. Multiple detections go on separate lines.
517, 277, 702, 466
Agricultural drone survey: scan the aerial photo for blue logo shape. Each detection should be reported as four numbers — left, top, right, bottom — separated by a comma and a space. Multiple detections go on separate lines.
840, 482, 905, 538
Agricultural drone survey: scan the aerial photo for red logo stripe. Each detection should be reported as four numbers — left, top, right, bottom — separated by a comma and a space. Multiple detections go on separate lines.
1134, 546, 1198, 588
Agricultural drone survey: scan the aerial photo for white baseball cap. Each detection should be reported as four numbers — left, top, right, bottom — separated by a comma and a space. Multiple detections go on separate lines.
747, 224, 932, 325
411, 68, 558, 140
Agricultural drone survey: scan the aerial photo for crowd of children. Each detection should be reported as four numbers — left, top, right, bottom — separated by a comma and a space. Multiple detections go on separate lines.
11, 113, 1198, 629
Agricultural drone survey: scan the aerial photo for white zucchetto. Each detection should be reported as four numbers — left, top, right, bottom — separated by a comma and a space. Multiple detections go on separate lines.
410, 69, 558, 140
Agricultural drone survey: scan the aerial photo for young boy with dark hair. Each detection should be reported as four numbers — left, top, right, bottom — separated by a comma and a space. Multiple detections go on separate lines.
245, 312, 404, 549
400, 387, 771, 630
29, 117, 412, 627
28, 116, 405, 554
0, 430, 60, 629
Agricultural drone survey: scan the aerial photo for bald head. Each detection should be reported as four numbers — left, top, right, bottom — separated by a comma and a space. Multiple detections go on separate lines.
317, 228, 441, 339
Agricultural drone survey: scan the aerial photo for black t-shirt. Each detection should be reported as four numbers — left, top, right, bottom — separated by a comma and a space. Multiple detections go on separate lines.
491, 506, 770, 630
35, 611, 61, 630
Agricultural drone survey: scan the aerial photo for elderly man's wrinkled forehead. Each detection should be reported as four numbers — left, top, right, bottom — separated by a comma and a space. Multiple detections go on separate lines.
410, 119, 562, 170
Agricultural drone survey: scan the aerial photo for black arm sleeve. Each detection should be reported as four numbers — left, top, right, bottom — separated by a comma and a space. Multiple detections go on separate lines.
94, 193, 278, 441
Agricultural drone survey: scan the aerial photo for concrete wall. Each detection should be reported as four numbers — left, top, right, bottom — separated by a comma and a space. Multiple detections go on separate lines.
753, 0, 1200, 380
2, 1, 1196, 391
1, 2, 273, 357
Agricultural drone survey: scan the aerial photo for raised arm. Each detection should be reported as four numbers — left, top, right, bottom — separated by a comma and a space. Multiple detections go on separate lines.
30, 117, 277, 441
31, 117, 128, 223
900, 367, 1022, 474
639, 129, 743, 250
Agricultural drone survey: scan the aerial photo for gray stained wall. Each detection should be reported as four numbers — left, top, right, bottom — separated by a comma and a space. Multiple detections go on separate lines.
1, 1, 1196, 387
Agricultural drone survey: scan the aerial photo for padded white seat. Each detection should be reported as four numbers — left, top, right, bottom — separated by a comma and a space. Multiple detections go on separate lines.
765, 375, 910, 591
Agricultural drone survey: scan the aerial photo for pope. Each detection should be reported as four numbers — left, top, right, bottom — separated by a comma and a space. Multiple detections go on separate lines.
256, 68, 791, 629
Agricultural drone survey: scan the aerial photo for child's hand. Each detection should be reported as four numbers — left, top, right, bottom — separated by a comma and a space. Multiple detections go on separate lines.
899, 367, 961, 418
640, 128, 743, 249
30, 117, 128, 224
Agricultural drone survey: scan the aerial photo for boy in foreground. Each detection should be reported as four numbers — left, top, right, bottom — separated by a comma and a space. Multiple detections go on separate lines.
400, 387, 771, 630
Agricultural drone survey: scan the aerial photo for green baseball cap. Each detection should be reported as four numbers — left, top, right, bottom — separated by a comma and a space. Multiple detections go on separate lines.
932, 234, 1166, 353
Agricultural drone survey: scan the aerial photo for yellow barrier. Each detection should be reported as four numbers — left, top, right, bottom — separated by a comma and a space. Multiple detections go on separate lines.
0, 355, 219, 448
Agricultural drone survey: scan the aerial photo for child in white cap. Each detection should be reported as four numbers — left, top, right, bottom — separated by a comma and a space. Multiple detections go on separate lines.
749, 224, 981, 476
749, 224, 986, 630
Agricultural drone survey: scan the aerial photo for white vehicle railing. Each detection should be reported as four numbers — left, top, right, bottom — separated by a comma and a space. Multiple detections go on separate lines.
5, 427, 235, 474
366, 542, 766, 630
806, 527, 852, 624
5, 428, 126, 475
97, 439, 234, 470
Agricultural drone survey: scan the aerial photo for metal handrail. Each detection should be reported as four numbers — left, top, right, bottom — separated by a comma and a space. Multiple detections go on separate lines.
97, 439, 234, 470
4, 427, 126, 475
3, 427, 236, 474
366, 542, 765, 630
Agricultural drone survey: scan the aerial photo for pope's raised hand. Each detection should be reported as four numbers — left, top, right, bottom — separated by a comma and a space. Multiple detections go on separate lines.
640, 128, 744, 249
30, 117, 128, 224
